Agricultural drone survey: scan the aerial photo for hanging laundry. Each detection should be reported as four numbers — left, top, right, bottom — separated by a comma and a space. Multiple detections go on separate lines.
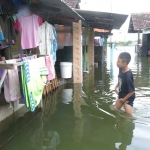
94, 39, 99, 46
98, 38, 104, 46
0, 25, 5, 41
4, 59, 21, 102
38, 57, 47, 84
38, 21, 54, 55
0, 15, 16, 44
0, 70, 4, 78
14, 14, 43, 49
3, 15, 16, 45
0, 16, 5, 41
51, 26, 58, 64
45, 55, 55, 81
21, 58, 45, 111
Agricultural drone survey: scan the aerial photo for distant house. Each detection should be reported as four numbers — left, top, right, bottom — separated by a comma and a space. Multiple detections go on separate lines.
128, 13, 150, 33
128, 13, 150, 56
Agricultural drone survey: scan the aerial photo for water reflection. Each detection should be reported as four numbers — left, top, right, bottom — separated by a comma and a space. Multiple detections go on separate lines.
28, 91, 60, 150
61, 89, 73, 104
115, 117, 135, 150
42, 91, 58, 122
67, 84, 88, 118
42, 91, 60, 150
73, 118, 85, 143
42, 130, 60, 150
72, 84, 88, 143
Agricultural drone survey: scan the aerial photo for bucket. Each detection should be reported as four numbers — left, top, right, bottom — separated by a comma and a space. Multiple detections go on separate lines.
61, 89, 73, 104
60, 62, 72, 78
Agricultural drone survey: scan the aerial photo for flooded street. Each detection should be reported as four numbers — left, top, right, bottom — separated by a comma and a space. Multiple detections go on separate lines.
0, 46, 150, 150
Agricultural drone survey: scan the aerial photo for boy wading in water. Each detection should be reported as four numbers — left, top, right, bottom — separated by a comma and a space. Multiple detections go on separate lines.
114, 52, 135, 115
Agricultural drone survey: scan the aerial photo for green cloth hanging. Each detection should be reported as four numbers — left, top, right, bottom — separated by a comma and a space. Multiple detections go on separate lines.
21, 58, 45, 111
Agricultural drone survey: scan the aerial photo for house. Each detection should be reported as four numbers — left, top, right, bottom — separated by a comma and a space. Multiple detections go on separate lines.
128, 13, 150, 56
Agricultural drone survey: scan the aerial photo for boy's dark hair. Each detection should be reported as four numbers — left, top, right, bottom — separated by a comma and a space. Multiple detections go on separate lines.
119, 52, 131, 65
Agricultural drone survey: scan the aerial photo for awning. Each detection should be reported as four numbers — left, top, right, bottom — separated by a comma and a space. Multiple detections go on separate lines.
75, 9, 128, 30
1, 0, 84, 24
94, 32, 113, 37
31, 0, 84, 22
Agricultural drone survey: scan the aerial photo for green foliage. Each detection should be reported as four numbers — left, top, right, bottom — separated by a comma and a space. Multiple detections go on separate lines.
115, 40, 134, 46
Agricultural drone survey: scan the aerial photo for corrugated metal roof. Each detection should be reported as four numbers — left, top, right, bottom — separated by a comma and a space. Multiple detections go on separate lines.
128, 13, 150, 33
75, 9, 128, 30
0, 0, 84, 22
33, 0, 84, 20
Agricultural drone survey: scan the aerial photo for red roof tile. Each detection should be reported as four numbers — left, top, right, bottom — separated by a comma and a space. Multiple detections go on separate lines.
130, 13, 150, 31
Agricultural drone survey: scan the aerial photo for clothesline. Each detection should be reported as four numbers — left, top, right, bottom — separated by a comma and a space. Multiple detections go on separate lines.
0, 58, 25, 90
0, 54, 50, 90
0, 54, 48, 70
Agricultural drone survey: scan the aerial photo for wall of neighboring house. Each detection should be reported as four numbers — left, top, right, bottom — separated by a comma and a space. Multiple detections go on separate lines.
142, 34, 149, 56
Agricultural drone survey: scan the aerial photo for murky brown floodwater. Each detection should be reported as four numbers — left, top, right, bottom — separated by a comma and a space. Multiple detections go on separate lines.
0, 46, 150, 150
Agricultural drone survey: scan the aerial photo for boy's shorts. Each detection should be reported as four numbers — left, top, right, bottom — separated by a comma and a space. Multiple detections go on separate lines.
124, 99, 134, 107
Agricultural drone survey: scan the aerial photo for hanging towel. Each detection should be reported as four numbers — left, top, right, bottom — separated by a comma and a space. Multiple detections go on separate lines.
45, 55, 55, 81
4, 59, 21, 102
21, 58, 45, 111
38, 57, 47, 83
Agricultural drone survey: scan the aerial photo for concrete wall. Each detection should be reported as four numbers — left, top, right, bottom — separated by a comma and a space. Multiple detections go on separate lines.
0, 88, 27, 123
142, 34, 148, 57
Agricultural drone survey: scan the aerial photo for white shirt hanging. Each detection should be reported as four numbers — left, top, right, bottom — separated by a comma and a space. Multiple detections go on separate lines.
38, 21, 54, 55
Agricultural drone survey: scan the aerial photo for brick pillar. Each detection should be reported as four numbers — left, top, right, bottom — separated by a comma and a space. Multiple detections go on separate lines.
89, 29, 94, 67
73, 20, 82, 83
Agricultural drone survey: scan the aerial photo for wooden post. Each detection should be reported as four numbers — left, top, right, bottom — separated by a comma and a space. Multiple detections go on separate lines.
73, 20, 82, 83
84, 27, 90, 71
89, 29, 94, 68
89, 67, 95, 93
138, 30, 140, 44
